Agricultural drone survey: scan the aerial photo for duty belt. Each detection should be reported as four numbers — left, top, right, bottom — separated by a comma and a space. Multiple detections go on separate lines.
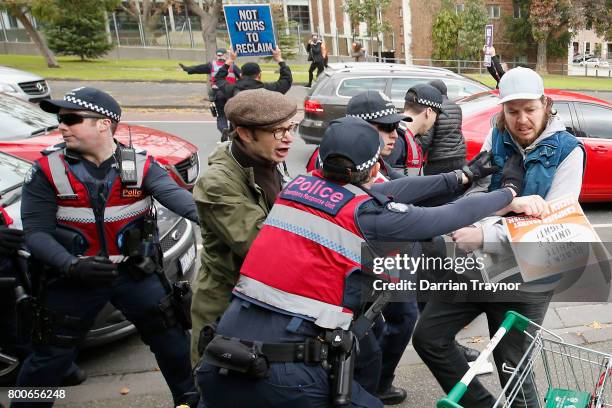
233, 337, 329, 364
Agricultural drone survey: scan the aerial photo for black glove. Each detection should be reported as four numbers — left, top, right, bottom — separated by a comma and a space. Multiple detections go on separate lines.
65, 256, 118, 287
462, 151, 500, 184
500, 154, 525, 196
0, 226, 24, 256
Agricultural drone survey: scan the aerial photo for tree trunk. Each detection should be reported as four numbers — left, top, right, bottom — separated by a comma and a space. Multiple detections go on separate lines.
535, 38, 548, 74
184, 0, 221, 62
10, 6, 59, 68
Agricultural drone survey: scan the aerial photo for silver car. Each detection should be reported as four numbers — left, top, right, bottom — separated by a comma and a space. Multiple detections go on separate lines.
0, 66, 51, 103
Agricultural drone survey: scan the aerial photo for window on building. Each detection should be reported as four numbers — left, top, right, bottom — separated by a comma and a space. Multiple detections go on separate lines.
487, 4, 501, 19
608, 43, 612, 56
7, 13, 19, 28
585, 42, 591, 53
513, 1, 522, 18
455, 4, 465, 14
287, 5, 310, 32
573, 42, 579, 55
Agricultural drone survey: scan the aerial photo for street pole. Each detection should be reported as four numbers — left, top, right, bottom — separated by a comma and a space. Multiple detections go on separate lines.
164, 16, 171, 59
184, 5, 194, 48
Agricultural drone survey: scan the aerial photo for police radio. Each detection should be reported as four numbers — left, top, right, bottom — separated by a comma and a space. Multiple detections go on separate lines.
118, 126, 138, 185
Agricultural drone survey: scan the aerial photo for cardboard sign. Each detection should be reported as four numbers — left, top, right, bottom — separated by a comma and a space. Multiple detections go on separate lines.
503, 195, 605, 282
223, 4, 277, 57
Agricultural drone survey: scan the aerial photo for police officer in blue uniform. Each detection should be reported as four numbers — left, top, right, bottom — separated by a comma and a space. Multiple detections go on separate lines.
12, 87, 199, 407
195, 116, 534, 407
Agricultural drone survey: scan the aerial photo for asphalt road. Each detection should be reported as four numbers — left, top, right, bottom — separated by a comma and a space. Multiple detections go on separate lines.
2, 119, 611, 408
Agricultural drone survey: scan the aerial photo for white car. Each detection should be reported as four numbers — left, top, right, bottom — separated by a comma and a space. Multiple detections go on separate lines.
578, 58, 610, 68
0, 66, 51, 102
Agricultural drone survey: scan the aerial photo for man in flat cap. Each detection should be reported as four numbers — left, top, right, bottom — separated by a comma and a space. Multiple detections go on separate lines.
194, 116, 540, 407
15, 87, 199, 407
190, 88, 297, 366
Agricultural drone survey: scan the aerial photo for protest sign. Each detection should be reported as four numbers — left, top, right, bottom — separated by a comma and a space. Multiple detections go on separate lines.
484, 24, 493, 67
224, 4, 277, 57
503, 195, 606, 283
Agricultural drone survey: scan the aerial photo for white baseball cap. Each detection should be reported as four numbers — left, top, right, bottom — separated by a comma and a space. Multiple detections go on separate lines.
498, 67, 544, 104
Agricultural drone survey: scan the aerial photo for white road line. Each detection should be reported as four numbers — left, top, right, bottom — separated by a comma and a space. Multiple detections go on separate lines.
125, 120, 217, 123
593, 223, 612, 228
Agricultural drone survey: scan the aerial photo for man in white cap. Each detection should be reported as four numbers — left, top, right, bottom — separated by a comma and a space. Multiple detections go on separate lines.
413, 67, 585, 407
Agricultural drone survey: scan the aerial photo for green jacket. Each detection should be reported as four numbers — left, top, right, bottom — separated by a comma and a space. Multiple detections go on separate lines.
194, 141, 285, 288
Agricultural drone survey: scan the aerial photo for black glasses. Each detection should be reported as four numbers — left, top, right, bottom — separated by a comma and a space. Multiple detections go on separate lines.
57, 113, 106, 126
377, 122, 400, 133
271, 123, 299, 140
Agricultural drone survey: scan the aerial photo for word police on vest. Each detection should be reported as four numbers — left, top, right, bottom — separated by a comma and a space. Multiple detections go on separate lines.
281, 175, 353, 216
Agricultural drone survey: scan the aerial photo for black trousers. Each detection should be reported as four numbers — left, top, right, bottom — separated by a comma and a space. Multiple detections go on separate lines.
412, 298, 551, 408
307, 62, 325, 86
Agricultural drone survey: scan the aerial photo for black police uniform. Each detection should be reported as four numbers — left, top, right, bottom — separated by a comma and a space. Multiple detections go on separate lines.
13, 88, 199, 407
195, 117, 516, 407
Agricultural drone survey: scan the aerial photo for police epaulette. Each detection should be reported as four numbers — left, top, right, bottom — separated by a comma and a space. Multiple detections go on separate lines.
41, 143, 66, 156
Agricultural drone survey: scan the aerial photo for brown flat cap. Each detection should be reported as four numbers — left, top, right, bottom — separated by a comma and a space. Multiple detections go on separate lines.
225, 88, 297, 129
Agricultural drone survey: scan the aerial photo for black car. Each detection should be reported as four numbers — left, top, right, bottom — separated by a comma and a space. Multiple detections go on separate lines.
299, 62, 491, 144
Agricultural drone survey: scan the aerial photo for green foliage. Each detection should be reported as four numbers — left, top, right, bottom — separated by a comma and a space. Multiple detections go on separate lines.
432, 1, 460, 60
581, 0, 612, 41
457, 0, 488, 60
432, 0, 488, 61
267, 3, 298, 61
594, 43, 602, 58
45, 1, 114, 60
344, 0, 392, 37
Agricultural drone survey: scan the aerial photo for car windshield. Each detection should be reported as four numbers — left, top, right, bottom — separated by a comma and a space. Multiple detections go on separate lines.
457, 92, 499, 116
0, 152, 30, 195
0, 93, 58, 140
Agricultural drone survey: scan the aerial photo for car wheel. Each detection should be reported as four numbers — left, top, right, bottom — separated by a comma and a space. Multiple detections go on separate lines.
0, 356, 21, 386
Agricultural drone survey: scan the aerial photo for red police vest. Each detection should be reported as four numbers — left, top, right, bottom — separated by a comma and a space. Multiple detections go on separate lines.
211, 60, 236, 87
36, 148, 152, 259
235, 171, 372, 330
306, 148, 388, 184
398, 124, 424, 176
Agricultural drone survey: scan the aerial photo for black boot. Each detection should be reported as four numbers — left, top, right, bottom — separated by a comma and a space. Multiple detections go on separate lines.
60, 366, 87, 386
456, 341, 480, 362
376, 385, 408, 405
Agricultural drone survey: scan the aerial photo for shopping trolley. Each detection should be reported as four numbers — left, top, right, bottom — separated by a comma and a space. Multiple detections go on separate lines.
437, 311, 612, 408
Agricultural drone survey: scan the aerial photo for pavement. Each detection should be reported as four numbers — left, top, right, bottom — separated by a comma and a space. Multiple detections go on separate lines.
1, 80, 611, 407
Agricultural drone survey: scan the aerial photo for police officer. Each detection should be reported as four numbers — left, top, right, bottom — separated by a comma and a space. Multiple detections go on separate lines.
13, 87, 199, 407
306, 90, 407, 183
180, 48, 242, 133
195, 116, 543, 407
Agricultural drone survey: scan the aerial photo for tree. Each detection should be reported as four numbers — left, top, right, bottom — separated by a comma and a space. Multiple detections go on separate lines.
529, 0, 567, 74
269, 3, 297, 60
121, 0, 177, 45
457, 0, 488, 61
432, 1, 461, 61
44, 0, 116, 60
579, 0, 612, 41
183, 0, 222, 63
344, 0, 392, 58
0, 0, 59, 67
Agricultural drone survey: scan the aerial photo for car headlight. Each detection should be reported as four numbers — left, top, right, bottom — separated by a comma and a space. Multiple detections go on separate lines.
0, 82, 19, 93
155, 201, 182, 238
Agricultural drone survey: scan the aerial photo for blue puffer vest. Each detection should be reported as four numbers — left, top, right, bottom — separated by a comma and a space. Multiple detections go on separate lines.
489, 127, 583, 198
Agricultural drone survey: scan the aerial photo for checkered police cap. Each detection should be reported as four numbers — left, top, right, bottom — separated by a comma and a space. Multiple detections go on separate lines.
405, 84, 444, 112
40, 87, 121, 122
346, 90, 411, 124
320, 116, 383, 173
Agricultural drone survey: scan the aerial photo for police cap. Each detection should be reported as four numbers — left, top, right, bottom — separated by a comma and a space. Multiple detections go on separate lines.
225, 88, 296, 129
40, 87, 121, 122
320, 116, 381, 172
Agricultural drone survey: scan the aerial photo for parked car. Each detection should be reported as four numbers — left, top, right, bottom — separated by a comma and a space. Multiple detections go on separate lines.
458, 89, 612, 202
0, 92, 200, 190
298, 62, 491, 144
572, 53, 594, 63
0, 66, 51, 103
578, 58, 610, 68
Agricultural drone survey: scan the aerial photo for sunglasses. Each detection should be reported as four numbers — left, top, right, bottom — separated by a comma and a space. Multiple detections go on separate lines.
57, 113, 107, 126
377, 122, 400, 133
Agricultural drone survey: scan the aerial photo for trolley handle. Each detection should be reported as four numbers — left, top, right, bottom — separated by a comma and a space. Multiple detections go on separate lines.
436, 311, 532, 408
